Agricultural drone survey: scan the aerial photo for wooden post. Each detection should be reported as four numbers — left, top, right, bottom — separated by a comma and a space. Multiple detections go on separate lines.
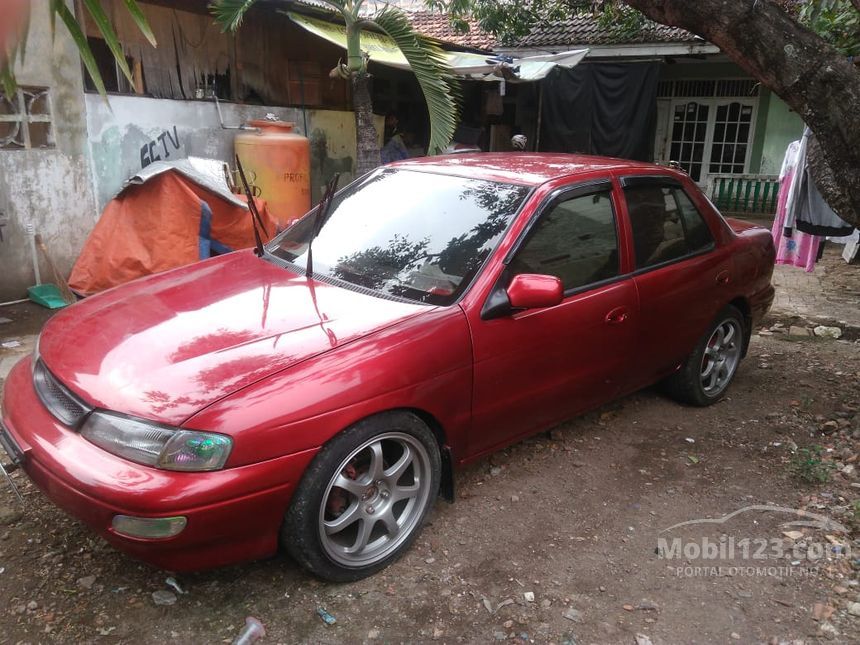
132, 59, 144, 94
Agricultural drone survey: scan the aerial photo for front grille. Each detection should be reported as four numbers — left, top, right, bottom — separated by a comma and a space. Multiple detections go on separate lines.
32, 360, 91, 427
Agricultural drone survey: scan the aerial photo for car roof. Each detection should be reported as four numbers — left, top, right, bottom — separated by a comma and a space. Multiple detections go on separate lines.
390, 153, 672, 186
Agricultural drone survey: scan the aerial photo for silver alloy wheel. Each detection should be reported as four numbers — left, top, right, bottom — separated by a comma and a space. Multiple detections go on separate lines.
318, 432, 432, 568
700, 318, 742, 397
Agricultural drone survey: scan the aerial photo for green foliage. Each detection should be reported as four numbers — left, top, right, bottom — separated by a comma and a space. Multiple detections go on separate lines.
82, 0, 134, 84
372, 6, 459, 155
595, 3, 645, 42
210, 0, 261, 33
430, 0, 860, 53
799, 0, 860, 56
790, 445, 836, 484
428, 0, 569, 44
51, 0, 108, 97
1, 1, 155, 99
122, 0, 158, 47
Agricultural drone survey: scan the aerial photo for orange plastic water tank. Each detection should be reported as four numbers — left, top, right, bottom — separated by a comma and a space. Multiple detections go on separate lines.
235, 119, 310, 227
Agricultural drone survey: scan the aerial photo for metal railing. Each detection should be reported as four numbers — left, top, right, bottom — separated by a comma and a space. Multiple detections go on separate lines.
708, 174, 780, 216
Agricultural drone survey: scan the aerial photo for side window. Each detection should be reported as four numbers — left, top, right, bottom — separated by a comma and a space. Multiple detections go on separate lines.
509, 190, 619, 292
675, 189, 714, 253
625, 184, 714, 269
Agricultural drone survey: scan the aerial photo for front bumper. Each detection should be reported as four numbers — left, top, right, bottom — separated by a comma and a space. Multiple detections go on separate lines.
0, 358, 318, 571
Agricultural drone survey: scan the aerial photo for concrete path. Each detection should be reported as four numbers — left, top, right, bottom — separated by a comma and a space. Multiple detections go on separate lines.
770, 244, 860, 329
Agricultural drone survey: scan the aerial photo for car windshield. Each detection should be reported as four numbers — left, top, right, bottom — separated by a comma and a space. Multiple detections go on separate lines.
267, 169, 531, 305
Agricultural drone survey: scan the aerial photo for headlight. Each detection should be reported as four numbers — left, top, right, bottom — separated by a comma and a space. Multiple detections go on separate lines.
80, 411, 232, 471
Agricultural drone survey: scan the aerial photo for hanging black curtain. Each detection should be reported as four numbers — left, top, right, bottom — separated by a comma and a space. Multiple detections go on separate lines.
540, 62, 660, 161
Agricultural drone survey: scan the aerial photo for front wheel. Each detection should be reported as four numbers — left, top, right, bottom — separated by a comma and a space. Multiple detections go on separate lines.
282, 411, 440, 581
664, 305, 745, 406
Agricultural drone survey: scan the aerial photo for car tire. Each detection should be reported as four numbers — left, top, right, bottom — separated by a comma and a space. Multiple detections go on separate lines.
282, 410, 441, 582
663, 305, 745, 407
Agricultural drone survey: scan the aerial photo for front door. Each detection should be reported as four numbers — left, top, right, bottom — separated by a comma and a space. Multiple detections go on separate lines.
663, 98, 758, 189
668, 100, 711, 186
468, 182, 638, 457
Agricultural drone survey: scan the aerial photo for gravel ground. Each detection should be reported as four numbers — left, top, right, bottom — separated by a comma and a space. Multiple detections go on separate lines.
1, 304, 859, 644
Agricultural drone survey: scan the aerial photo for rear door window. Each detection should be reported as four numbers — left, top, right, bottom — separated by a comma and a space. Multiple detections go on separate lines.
624, 183, 714, 270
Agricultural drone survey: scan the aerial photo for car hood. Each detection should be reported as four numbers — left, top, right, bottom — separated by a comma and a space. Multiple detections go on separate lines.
39, 251, 429, 426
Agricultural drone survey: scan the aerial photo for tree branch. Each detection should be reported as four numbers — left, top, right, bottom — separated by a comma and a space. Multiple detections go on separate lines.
625, 0, 860, 227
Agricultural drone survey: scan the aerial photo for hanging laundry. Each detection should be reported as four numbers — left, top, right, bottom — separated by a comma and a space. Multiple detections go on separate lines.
783, 127, 854, 238
771, 139, 820, 272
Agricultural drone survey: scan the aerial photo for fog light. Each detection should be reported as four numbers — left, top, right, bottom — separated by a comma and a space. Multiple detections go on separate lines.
111, 515, 187, 539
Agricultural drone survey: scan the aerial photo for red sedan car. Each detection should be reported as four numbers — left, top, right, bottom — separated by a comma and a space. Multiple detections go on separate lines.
0, 154, 775, 581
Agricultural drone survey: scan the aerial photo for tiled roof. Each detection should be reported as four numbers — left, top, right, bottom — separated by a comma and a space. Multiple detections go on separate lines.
514, 15, 700, 48
405, 11, 497, 51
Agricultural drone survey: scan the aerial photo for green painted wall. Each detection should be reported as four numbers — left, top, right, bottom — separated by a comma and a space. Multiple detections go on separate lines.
757, 91, 805, 175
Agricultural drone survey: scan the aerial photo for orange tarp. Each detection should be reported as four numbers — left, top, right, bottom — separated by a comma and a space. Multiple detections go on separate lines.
70, 171, 277, 296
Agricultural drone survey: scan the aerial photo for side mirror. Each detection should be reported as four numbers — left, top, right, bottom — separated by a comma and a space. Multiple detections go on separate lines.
506, 274, 563, 310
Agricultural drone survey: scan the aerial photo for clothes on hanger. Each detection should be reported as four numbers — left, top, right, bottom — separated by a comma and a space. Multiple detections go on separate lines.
771, 139, 821, 272
783, 127, 854, 238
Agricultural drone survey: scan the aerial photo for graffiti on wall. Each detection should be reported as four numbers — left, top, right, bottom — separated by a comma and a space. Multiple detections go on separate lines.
140, 126, 181, 168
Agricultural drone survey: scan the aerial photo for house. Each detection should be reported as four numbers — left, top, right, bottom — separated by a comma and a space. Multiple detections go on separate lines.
401, 9, 804, 216
0, 2, 801, 299
0, 0, 438, 299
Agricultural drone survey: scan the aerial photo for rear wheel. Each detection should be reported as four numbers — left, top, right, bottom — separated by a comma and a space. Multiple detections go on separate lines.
282, 411, 440, 581
664, 305, 745, 406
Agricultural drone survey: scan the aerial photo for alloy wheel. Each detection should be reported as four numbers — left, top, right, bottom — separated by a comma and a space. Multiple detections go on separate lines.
318, 432, 432, 568
700, 318, 742, 397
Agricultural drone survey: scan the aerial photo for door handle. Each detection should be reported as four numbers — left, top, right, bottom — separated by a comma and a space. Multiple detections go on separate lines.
605, 306, 629, 325
716, 270, 731, 285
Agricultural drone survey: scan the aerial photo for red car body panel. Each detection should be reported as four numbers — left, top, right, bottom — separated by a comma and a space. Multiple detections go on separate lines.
2, 358, 318, 570
38, 251, 428, 427
0, 154, 775, 571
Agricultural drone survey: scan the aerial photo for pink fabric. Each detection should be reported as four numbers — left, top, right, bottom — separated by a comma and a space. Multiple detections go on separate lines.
771, 168, 820, 272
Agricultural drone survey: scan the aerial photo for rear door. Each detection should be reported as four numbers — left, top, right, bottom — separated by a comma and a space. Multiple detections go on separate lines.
618, 175, 734, 387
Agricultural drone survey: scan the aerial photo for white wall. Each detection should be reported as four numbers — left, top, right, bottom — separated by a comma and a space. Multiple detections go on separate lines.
0, 2, 371, 300
85, 96, 306, 210
0, 0, 97, 300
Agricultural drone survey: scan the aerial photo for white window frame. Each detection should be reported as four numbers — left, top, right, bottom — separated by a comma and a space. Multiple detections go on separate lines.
653, 79, 759, 188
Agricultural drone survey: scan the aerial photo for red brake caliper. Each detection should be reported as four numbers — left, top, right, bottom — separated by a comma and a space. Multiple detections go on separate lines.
327, 462, 359, 517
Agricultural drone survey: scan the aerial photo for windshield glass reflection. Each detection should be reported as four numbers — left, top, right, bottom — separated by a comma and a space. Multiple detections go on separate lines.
268, 169, 530, 305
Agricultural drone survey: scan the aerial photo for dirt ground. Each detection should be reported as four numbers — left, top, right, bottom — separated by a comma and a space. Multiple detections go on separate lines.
1, 291, 859, 643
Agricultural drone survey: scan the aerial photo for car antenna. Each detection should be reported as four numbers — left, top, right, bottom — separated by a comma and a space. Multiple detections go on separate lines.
306, 173, 340, 279
235, 155, 266, 257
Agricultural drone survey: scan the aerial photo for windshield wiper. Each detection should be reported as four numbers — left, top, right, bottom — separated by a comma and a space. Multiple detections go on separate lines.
235, 155, 267, 257
306, 173, 340, 278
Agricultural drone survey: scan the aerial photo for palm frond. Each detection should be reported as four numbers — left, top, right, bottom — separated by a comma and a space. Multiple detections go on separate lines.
371, 6, 460, 155
1, 67, 16, 98
52, 0, 108, 97
1, 5, 28, 96
2, 1, 154, 99
123, 0, 157, 47
210, 0, 261, 33
83, 0, 133, 83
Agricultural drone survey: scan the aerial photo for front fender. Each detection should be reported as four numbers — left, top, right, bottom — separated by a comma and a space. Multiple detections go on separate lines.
184, 305, 473, 467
